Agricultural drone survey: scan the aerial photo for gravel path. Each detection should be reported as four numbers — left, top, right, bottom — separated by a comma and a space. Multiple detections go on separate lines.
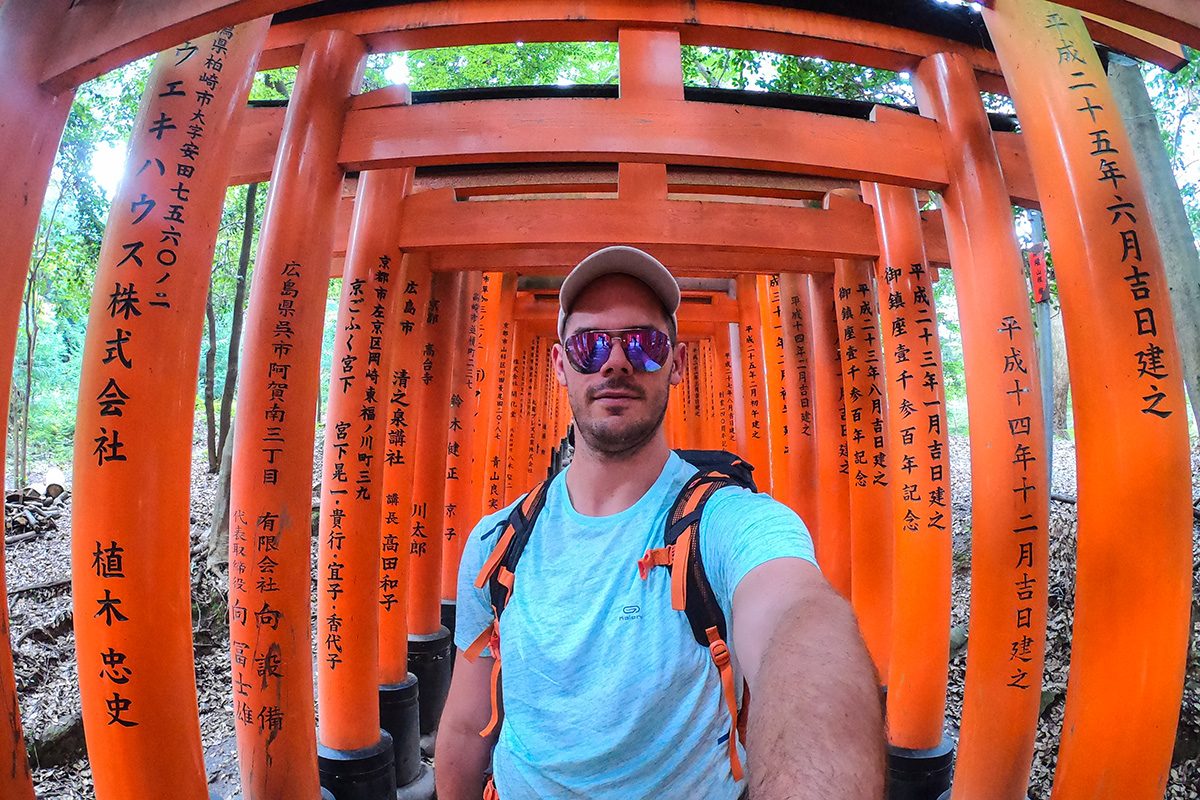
6, 429, 1199, 798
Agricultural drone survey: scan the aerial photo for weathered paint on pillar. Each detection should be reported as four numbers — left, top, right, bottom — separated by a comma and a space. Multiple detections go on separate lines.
480, 275, 517, 517
984, 5, 1192, 796
226, 29, 364, 800
734, 275, 772, 480
70, 23, 268, 800
864, 182, 952, 750
808, 273, 852, 598
442, 271, 485, 601
759, 275, 790, 504
407, 268, 465, 636
316, 168, 409, 751
913, 49, 1050, 798
0, 2, 77, 794
378, 255, 431, 684
831, 250, 893, 680
778, 273, 819, 529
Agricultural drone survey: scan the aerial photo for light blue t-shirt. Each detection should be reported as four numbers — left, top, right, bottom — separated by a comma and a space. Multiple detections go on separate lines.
455, 451, 817, 800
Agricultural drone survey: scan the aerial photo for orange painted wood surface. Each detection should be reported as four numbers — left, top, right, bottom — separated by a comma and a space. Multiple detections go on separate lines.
479, 275, 518, 518
316, 168, 409, 751
70, 21, 268, 800
808, 274, 852, 599
985, 4, 1194, 797
378, 256, 433, 684
406, 269, 465, 636
831, 251, 894, 681
733, 276, 772, 483
864, 182, 952, 750
777, 273, 819, 530
230, 99, 1038, 208
441, 271, 486, 601
225, 29, 364, 800
914, 49, 1051, 800
758, 275, 790, 503
0, 2, 77, 795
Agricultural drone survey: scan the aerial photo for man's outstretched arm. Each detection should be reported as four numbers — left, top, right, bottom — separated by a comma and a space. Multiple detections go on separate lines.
733, 558, 885, 799
435, 651, 501, 800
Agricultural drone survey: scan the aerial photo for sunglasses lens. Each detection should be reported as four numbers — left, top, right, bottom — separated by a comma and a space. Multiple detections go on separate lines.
565, 331, 613, 374
564, 328, 671, 374
621, 329, 671, 372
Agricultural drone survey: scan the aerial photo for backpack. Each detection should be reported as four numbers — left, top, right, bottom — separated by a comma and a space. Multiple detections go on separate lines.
463, 450, 757, 782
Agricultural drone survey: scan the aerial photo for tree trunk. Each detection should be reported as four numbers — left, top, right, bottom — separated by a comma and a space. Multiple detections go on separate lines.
218, 181, 256, 456
204, 282, 218, 473
1051, 303, 1070, 434
205, 414, 235, 571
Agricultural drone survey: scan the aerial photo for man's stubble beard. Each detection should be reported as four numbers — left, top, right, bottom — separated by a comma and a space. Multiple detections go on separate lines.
570, 379, 670, 460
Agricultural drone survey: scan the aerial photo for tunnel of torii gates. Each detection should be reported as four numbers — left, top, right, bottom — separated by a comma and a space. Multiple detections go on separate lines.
0, 0, 1198, 799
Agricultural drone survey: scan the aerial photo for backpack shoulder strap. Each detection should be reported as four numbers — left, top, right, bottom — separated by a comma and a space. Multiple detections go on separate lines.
463, 478, 552, 738
661, 450, 756, 647
636, 449, 757, 782
472, 478, 552, 615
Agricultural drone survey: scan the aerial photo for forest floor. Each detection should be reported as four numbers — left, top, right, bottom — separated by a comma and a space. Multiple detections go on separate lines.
5, 425, 1200, 799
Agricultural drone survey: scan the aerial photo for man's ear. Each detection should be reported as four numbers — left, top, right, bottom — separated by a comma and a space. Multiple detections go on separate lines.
551, 342, 569, 387
669, 341, 686, 386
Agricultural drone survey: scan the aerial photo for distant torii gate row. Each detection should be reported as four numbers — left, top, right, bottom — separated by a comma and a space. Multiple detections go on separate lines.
0, 1, 1194, 800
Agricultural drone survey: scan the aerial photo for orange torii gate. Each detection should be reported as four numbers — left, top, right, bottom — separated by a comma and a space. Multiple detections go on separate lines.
0, 2, 1193, 800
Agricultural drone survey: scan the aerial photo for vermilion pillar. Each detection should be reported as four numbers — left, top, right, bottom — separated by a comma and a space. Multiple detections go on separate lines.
864, 182, 953, 757
759, 275, 790, 505
407, 267, 463, 635
70, 23, 267, 800
914, 50, 1051, 798
808, 273, 852, 598
316, 169, 409, 761
406, 267, 464, 738
734, 275, 772, 482
715, 324, 738, 452
480, 275, 517, 517
831, 249, 893, 680
778, 273, 819, 528
0, 3, 78, 795
504, 326, 532, 504
226, 29, 364, 800
441, 271, 485, 605
378, 256, 431, 685
984, 5, 1193, 796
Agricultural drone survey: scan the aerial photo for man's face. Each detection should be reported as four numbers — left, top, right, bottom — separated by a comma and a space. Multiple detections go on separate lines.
552, 273, 685, 458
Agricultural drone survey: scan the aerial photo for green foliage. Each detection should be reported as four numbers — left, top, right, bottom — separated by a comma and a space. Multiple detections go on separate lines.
398, 42, 618, 90
1142, 47, 1200, 246
681, 46, 913, 104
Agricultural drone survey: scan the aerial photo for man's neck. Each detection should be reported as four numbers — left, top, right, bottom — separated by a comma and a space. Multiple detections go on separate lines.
564, 434, 671, 517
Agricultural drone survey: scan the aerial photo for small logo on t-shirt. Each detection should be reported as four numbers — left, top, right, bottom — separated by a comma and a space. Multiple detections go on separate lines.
618, 604, 642, 621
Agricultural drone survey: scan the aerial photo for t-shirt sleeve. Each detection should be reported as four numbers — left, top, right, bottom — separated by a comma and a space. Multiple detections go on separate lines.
453, 506, 516, 655
698, 486, 818, 611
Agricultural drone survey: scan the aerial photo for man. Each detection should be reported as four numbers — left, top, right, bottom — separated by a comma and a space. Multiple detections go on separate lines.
437, 246, 884, 799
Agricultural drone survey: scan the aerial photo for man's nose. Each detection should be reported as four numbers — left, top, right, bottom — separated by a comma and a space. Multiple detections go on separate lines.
600, 339, 633, 375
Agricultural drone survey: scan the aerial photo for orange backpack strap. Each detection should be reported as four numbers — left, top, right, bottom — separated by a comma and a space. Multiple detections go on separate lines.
465, 482, 552, 739
706, 626, 744, 781
638, 449, 758, 783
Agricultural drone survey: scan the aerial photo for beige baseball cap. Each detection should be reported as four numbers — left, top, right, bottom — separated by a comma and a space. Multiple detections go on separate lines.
557, 246, 681, 339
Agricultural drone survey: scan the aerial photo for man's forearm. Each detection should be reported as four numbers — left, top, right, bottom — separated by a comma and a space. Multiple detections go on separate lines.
435, 721, 494, 800
747, 589, 886, 799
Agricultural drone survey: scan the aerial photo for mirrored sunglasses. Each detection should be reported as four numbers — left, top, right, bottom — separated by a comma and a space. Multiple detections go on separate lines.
562, 327, 672, 374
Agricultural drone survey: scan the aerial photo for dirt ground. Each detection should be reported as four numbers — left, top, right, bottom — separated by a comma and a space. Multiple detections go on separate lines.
6, 428, 1199, 798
